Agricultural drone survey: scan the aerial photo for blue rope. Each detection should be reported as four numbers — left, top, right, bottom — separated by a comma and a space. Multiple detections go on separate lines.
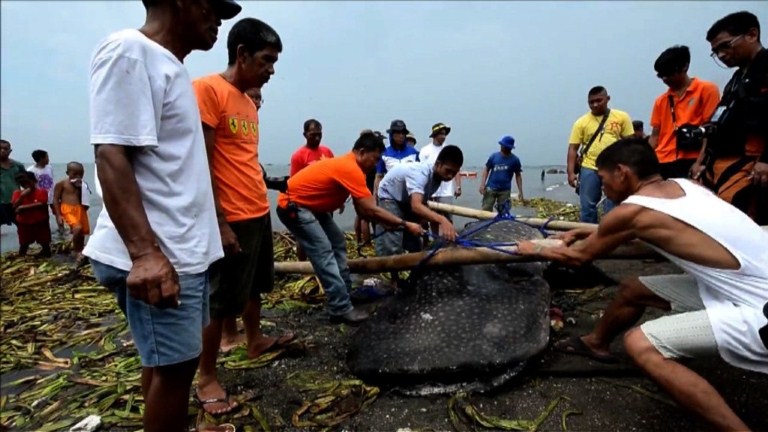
413, 200, 522, 272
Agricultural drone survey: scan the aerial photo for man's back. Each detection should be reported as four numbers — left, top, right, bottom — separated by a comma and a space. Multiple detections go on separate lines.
619, 179, 766, 278
85, 29, 221, 274
378, 162, 437, 203
279, 152, 370, 213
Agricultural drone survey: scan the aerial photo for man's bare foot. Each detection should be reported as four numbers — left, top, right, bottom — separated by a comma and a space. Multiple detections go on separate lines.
219, 333, 247, 353
195, 380, 238, 415
247, 333, 296, 359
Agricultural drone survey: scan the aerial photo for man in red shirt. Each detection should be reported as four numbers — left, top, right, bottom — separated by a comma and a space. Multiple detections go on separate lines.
11, 171, 51, 256
290, 119, 334, 176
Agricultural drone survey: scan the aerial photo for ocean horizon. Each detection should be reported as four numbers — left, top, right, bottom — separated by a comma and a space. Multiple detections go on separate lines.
0, 163, 576, 253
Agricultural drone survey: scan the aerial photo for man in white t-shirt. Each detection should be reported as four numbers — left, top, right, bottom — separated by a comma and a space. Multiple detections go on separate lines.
518, 139, 767, 431
83, 0, 240, 431
418, 123, 461, 234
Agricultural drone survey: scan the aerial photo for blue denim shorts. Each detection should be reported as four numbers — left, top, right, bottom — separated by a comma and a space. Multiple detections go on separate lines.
91, 259, 210, 367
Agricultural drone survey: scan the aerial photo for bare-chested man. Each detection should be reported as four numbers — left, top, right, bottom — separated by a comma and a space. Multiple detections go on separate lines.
53, 162, 90, 263
518, 138, 767, 431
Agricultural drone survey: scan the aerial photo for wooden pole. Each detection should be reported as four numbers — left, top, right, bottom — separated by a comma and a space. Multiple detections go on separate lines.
274, 239, 660, 275
427, 201, 594, 230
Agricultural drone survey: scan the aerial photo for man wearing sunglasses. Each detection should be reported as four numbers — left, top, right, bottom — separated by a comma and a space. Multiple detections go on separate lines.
649, 45, 720, 180
691, 11, 768, 224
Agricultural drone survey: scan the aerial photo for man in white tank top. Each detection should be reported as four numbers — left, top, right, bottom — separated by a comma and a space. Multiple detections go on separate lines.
518, 138, 767, 431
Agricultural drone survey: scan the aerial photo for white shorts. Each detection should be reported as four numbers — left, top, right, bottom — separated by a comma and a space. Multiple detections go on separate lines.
638, 274, 718, 359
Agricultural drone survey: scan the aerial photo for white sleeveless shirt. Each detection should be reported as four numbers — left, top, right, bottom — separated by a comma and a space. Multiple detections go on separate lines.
624, 179, 768, 374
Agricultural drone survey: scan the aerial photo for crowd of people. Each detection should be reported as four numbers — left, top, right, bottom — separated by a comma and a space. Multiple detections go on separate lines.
0, 1, 766, 431
0, 142, 91, 263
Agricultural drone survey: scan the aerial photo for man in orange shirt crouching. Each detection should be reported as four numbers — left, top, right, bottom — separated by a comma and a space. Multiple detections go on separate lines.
277, 132, 424, 325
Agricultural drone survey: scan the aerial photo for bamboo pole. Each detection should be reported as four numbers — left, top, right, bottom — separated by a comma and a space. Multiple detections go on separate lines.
274, 239, 660, 275
427, 201, 594, 230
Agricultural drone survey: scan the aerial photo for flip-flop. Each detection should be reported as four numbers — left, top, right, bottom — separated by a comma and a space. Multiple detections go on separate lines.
250, 333, 296, 357
198, 423, 236, 432
195, 389, 239, 415
554, 336, 618, 364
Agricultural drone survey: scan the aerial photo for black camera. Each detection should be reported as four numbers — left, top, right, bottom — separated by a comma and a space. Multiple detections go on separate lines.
675, 123, 716, 152
260, 164, 289, 193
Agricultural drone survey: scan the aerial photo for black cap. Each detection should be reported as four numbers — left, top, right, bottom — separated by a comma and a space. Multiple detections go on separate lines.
213, 0, 241, 20
387, 119, 409, 135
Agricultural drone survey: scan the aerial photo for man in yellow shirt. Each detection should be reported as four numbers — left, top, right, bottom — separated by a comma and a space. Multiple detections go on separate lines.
566, 86, 634, 223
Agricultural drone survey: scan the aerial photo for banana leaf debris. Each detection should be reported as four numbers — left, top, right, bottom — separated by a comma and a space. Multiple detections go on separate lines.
2, 198, 722, 431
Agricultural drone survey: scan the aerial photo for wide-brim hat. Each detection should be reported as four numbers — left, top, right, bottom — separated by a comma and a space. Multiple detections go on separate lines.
429, 122, 451, 138
387, 119, 409, 135
498, 135, 515, 149
406, 133, 417, 143
213, 0, 242, 20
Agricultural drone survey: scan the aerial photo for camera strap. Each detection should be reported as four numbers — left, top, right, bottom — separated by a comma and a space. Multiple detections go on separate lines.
667, 94, 677, 129
579, 109, 611, 160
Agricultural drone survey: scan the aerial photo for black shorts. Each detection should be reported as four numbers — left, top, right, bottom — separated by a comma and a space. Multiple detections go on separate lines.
0, 204, 15, 226
208, 214, 274, 319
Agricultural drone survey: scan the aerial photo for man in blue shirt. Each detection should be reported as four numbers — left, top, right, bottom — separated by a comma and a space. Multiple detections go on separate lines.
373, 119, 419, 197
479, 135, 524, 212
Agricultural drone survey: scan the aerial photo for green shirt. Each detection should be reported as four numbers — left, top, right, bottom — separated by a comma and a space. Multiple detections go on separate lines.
0, 160, 26, 203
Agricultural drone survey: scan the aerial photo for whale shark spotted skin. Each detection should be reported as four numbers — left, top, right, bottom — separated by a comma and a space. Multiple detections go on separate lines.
348, 220, 551, 395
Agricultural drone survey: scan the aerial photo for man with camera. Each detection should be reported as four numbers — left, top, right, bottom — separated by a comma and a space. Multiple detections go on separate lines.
650, 45, 720, 180
691, 11, 768, 224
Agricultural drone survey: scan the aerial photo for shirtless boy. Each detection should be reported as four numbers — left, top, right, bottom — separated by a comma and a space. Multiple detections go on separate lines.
53, 162, 90, 262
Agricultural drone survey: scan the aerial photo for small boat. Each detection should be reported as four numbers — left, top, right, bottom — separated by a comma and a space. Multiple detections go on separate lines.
459, 171, 477, 178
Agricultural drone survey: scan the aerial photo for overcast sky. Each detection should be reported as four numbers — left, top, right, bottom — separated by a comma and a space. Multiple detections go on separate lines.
1, 1, 766, 167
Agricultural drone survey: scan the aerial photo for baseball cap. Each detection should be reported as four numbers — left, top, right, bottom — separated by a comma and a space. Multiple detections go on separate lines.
499, 135, 516, 149
213, 0, 241, 20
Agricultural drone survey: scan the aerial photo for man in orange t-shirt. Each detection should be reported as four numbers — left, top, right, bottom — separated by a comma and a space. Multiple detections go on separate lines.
192, 18, 290, 415
650, 45, 720, 179
290, 119, 334, 176
277, 132, 424, 325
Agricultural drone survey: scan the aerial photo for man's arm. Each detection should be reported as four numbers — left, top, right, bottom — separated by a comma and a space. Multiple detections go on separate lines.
648, 127, 661, 149
515, 171, 524, 201
353, 196, 422, 235
454, 172, 462, 197
566, 144, 580, 187
373, 174, 384, 199
479, 166, 489, 194
203, 126, 240, 255
52, 182, 64, 224
620, 114, 635, 138
519, 205, 636, 266
95, 145, 161, 259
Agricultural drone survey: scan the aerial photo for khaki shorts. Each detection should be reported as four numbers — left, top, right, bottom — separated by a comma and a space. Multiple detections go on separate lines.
639, 274, 718, 359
